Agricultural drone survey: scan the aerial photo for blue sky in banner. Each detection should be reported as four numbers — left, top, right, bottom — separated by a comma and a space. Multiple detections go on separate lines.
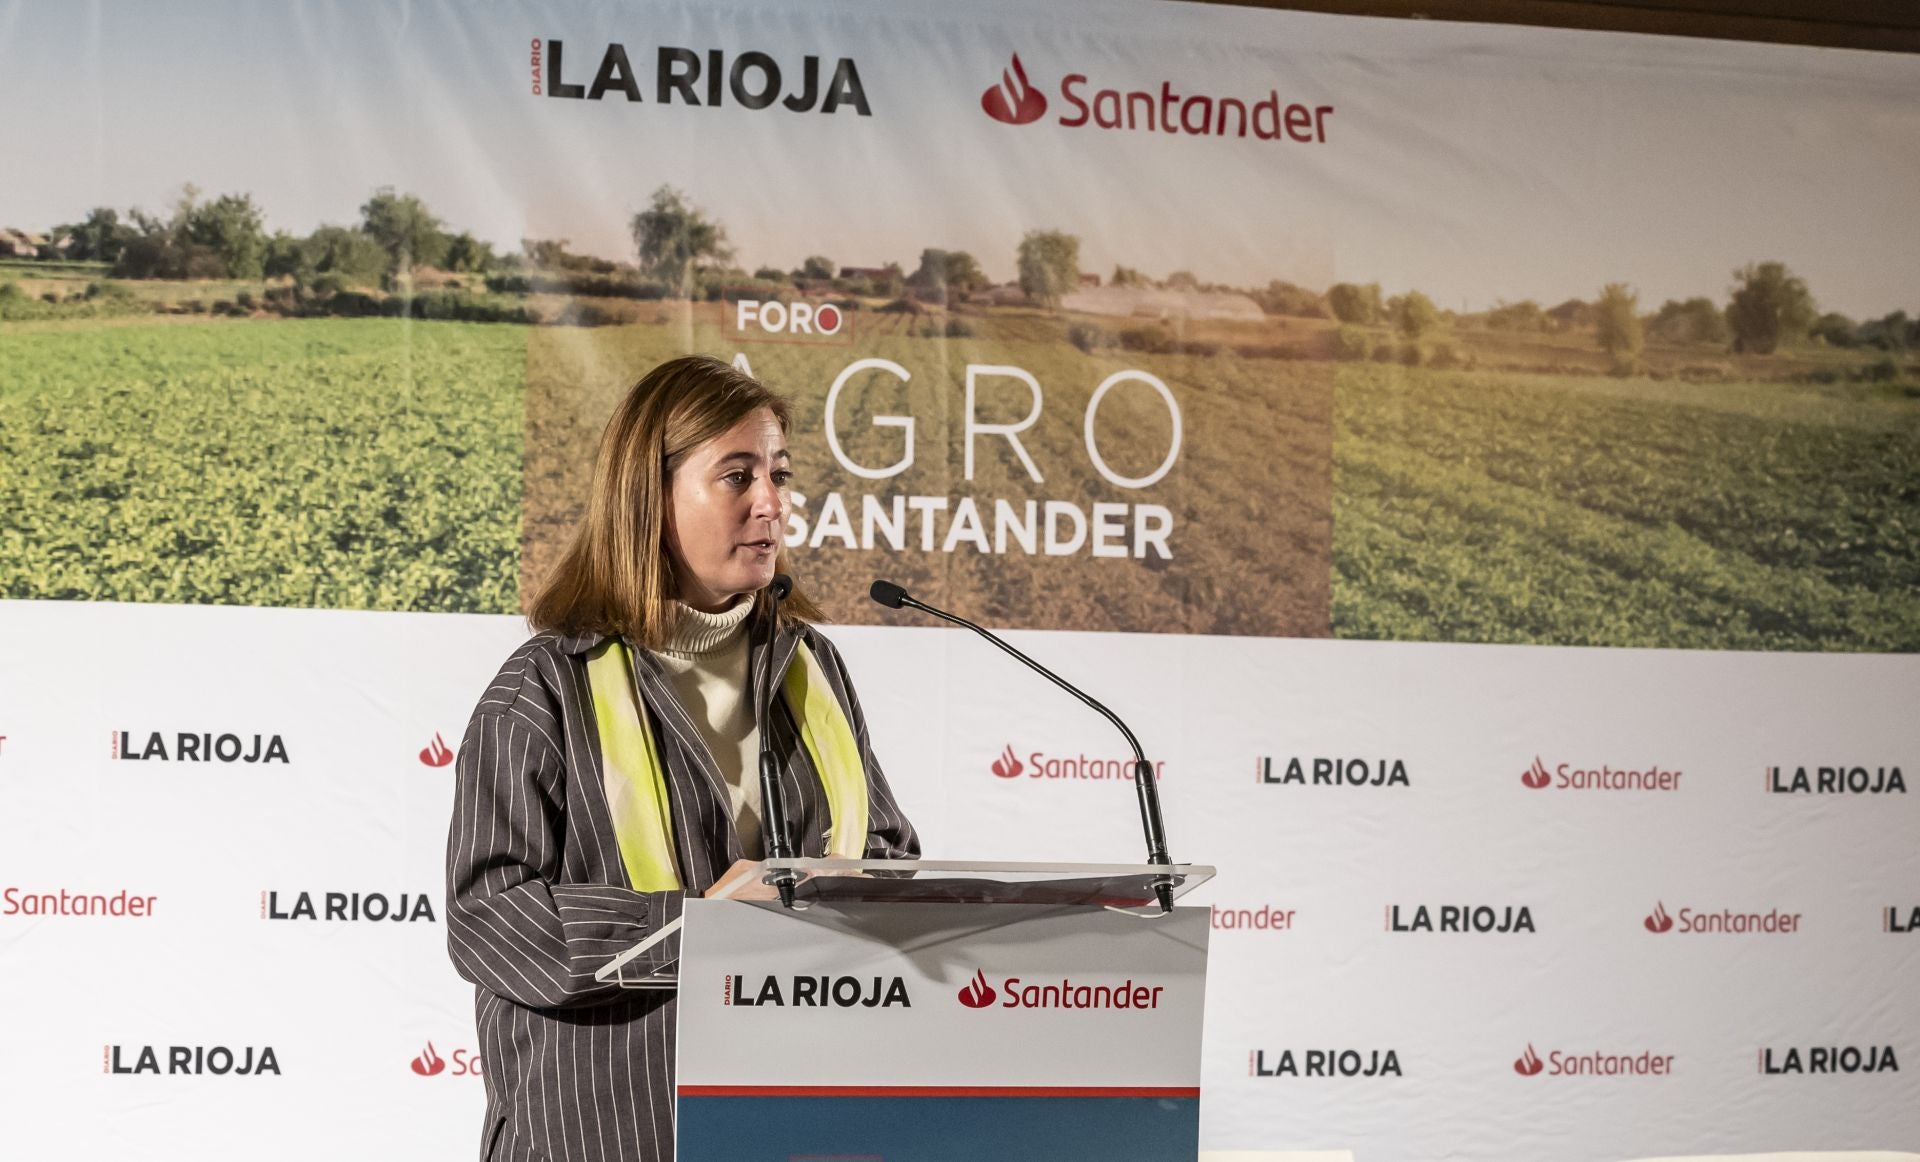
3, 0, 1918, 317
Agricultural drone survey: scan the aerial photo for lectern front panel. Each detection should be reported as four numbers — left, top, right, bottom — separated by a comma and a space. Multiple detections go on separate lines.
676, 899, 1209, 1161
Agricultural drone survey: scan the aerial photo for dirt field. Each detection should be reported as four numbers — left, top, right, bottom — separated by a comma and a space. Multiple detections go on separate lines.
521, 308, 1335, 636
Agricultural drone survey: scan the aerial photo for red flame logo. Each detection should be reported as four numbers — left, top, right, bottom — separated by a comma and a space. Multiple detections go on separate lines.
410, 1042, 446, 1076
419, 732, 454, 768
1645, 901, 1674, 933
990, 745, 1024, 779
1521, 756, 1552, 789
981, 54, 1047, 126
1514, 1044, 1544, 1076
957, 969, 998, 1009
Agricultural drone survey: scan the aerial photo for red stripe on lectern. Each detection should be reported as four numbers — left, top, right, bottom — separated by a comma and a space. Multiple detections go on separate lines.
677, 1085, 1200, 1099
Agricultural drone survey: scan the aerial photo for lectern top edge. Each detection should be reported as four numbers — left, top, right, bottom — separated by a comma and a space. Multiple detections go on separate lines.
593, 860, 1215, 987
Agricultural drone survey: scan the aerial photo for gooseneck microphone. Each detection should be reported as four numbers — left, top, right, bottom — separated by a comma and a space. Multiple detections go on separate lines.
757, 573, 798, 908
868, 579, 1178, 913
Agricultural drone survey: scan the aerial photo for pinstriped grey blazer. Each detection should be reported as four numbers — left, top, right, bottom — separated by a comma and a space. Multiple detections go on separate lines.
445, 616, 920, 1162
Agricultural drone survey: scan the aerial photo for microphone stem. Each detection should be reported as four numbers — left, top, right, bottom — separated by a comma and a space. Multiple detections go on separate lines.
899, 596, 1176, 911
757, 580, 798, 908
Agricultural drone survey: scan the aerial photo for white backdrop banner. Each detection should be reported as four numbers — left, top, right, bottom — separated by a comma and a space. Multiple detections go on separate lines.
1, 602, 1914, 1159
1, 0, 1917, 1158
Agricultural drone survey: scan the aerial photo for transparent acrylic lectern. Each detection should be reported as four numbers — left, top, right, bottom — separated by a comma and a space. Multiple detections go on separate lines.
593, 858, 1214, 989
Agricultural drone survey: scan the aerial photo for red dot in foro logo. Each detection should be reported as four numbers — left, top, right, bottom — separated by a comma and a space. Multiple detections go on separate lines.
991, 745, 1024, 779
957, 969, 998, 1008
420, 733, 454, 768
815, 304, 841, 334
410, 1042, 446, 1076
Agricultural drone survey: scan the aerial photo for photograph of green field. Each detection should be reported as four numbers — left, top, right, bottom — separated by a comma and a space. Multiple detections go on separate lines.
1336, 363, 1919, 651
0, 308, 525, 612
3, 249, 1915, 650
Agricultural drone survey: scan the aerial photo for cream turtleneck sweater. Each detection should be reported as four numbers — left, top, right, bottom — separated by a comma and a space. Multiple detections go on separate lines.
651, 598, 764, 859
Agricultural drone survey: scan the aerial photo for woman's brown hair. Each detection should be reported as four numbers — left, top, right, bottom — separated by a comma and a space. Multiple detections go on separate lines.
529, 354, 822, 648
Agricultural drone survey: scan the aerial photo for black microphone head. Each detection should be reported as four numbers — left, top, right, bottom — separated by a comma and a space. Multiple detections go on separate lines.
769, 573, 793, 601
869, 579, 908, 609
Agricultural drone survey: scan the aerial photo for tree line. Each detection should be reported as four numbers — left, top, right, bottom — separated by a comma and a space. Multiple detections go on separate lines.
52, 186, 496, 289
22, 183, 1083, 308
1321, 264, 1917, 362
15, 184, 1914, 357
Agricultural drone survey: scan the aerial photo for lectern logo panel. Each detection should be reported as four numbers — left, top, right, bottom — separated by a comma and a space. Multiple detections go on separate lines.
1251, 1048, 1402, 1077
954, 971, 1167, 1011
724, 974, 912, 1008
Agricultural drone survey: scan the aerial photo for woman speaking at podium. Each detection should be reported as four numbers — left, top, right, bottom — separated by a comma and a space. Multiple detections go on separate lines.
445, 355, 919, 1161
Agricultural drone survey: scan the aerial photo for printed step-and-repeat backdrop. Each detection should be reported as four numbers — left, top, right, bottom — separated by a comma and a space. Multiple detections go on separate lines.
1, 1, 1916, 1159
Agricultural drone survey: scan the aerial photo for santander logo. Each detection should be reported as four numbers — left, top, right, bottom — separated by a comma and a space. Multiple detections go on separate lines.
991, 745, 1025, 779
957, 969, 998, 1008
982, 54, 1047, 125
1514, 1044, 1545, 1076
419, 733, 454, 768
977, 54, 1335, 145
410, 1042, 446, 1076
1645, 902, 1675, 933
1517, 754, 1681, 791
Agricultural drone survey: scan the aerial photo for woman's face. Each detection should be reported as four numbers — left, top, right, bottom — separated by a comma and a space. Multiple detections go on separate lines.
666, 406, 791, 613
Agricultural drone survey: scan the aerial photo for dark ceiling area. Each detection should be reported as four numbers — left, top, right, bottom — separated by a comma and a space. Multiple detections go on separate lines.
1195, 1, 1920, 53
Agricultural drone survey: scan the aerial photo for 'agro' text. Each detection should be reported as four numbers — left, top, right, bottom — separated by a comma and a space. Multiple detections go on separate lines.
785, 360, 1182, 560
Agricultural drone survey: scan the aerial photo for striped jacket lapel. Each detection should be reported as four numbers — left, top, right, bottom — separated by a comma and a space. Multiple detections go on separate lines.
625, 642, 740, 876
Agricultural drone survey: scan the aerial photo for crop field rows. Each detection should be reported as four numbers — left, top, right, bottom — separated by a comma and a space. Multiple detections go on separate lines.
0, 318, 525, 610
1332, 364, 1920, 650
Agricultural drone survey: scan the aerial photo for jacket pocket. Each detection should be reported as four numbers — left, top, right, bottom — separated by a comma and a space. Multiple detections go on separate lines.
487, 1116, 555, 1162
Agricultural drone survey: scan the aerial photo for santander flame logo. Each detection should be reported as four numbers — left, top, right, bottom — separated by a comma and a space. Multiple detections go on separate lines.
1522, 756, 1552, 790
991, 745, 1024, 779
981, 54, 1047, 126
1514, 1044, 1544, 1076
419, 733, 454, 768
410, 1042, 446, 1076
1645, 902, 1674, 933
957, 969, 998, 1009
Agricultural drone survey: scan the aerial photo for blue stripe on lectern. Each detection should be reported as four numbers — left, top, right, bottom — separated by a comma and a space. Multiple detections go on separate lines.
676, 1094, 1199, 1161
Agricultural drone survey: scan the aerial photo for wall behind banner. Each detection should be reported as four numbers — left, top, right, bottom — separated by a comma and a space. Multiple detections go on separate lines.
1, 2, 1916, 1160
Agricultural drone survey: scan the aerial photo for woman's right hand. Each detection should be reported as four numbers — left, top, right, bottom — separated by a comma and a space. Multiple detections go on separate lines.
704, 858, 782, 900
